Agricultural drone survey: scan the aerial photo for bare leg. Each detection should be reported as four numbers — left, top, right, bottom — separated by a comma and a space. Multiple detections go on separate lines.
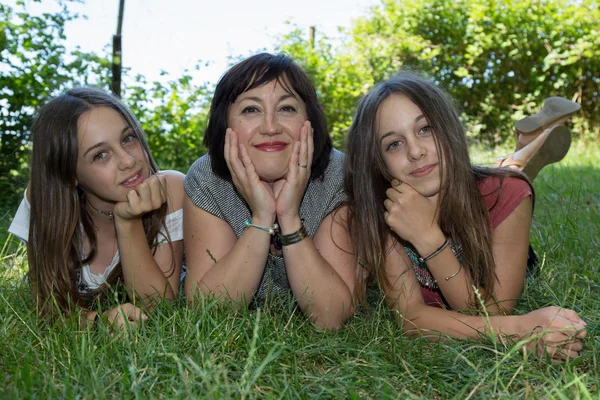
498, 125, 571, 180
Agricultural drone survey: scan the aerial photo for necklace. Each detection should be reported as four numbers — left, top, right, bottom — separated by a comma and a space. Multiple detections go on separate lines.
88, 203, 114, 221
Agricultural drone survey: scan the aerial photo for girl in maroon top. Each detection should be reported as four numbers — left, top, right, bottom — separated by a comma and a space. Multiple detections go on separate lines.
345, 72, 586, 362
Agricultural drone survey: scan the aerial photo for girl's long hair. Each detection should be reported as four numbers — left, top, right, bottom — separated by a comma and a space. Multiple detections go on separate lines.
27, 87, 170, 318
345, 72, 533, 306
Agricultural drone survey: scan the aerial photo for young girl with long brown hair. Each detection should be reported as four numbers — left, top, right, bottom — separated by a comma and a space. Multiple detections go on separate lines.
8, 87, 185, 328
345, 72, 587, 362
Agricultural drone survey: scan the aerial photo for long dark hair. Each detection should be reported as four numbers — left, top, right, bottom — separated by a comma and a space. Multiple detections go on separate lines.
28, 87, 170, 317
345, 72, 533, 305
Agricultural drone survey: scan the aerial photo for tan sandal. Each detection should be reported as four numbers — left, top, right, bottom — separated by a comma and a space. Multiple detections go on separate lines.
515, 97, 580, 135
500, 125, 571, 180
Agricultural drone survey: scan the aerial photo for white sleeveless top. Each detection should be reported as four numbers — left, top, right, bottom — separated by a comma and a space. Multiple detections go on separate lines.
8, 191, 183, 291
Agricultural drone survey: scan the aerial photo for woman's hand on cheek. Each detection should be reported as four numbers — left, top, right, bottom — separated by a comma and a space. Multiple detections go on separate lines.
383, 179, 441, 244
113, 173, 167, 221
273, 121, 313, 224
224, 128, 276, 222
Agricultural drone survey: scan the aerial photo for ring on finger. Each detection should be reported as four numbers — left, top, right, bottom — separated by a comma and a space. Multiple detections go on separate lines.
298, 163, 308, 168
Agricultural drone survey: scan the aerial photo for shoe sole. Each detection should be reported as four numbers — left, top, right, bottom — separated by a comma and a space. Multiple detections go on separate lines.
515, 97, 581, 135
522, 125, 572, 180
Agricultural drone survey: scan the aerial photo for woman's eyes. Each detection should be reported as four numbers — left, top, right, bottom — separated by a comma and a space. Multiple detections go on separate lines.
241, 106, 259, 114
240, 105, 297, 114
279, 105, 297, 113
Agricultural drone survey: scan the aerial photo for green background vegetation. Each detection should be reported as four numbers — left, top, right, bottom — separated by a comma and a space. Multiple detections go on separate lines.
1, 0, 598, 397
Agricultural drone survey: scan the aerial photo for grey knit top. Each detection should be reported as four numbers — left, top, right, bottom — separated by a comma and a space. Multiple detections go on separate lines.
184, 149, 347, 308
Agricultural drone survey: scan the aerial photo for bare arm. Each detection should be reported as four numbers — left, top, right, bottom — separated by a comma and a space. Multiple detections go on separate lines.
385, 180, 532, 311
418, 197, 532, 312
116, 171, 185, 303
183, 194, 271, 303
280, 206, 362, 329
384, 242, 587, 361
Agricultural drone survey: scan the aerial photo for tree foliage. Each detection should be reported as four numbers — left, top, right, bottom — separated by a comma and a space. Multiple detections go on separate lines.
2, 0, 599, 222
276, 27, 373, 149
125, 73, 210, 173
0, 2, 110, 209
280, 0, 599, 145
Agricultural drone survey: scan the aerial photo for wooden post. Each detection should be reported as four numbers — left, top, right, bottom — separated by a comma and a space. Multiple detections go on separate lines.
111, 0, 125, 97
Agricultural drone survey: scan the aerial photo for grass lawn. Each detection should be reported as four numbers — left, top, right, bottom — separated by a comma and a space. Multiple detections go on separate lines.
1, 141, 598, 398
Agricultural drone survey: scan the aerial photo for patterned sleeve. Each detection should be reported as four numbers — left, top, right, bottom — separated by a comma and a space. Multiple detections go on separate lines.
184, 155, 226, 220
323, 149, 348, 216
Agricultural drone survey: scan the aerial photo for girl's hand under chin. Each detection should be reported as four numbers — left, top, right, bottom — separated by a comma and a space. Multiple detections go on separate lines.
383, 179, 442, 245
113, 173, 168, 221
272, 121, 314, 225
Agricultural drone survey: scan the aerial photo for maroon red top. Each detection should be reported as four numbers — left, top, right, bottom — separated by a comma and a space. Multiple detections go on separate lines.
419, 176, 533, 307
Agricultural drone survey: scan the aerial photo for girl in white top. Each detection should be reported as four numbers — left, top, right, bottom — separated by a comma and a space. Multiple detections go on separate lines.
8, 87, 185, 328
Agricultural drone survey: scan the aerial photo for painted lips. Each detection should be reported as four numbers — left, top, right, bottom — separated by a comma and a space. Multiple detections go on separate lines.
121, 170, 144, 188
253, 142, 288, 152
410, 164, 437, 178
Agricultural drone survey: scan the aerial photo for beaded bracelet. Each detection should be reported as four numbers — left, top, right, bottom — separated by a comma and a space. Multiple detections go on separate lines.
244, 219, 279, 235
279, 221, 308, 246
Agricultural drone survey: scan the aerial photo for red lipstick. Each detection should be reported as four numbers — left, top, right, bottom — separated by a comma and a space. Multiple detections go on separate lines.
254, 142, 288, 152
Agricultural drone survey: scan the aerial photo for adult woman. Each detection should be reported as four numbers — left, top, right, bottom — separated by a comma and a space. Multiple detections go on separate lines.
9, 87, 185, 327
184, 53, 361, 329
344, 72, 586, 361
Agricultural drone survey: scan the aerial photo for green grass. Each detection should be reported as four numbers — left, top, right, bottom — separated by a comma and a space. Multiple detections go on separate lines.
1, 141, 598, 398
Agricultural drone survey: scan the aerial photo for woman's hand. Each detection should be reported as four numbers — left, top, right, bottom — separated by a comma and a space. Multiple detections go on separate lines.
273, 121, 314, 225
383, 180, 442, 245
113, 173, 167, 220
518, 306, 587, 362
224, 129, 276, 223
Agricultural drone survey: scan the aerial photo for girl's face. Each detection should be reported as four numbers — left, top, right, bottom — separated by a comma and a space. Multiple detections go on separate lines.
75, 106, 150, 211
376, 94, 442, 197
227, 79, 308, 183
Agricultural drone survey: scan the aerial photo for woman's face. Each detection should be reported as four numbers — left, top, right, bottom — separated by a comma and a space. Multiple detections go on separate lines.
227, 79, 308, 183
75, 106, 150, 211
376, 94, 442, 197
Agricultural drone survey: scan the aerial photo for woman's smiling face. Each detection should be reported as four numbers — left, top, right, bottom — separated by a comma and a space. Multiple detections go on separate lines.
227, 79, 308, 183
376, 94, 442, 197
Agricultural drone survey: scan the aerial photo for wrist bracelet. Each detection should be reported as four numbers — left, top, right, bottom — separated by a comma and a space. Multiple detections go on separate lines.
418, 238, 449, 263
444, 241, 463, 281
244, 219, 279, 235
444, 263, 462, 281
278, 221, 308, 246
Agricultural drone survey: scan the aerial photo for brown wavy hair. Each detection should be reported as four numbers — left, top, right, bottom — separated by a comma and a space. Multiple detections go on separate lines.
27, 87, 170, 318
344, 72, 533, 306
